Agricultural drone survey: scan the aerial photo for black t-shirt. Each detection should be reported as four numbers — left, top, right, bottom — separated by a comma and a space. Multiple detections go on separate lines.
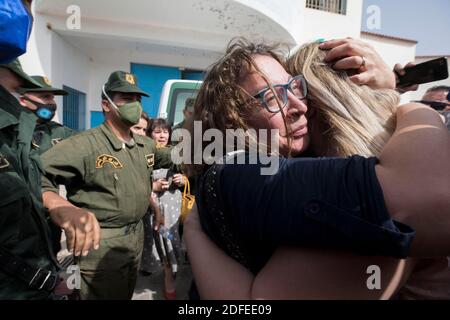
197, 153, 415, 274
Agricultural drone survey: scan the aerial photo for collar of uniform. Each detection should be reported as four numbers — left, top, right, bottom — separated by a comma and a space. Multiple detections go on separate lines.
35, 121, 61, 131
0, 85, 21, 129
100, 123, 141, 150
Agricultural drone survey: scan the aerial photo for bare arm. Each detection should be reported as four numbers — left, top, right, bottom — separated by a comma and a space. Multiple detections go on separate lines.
375, 103, 450, 256
184, 205, 255, 299
43, 191, 101, 257
184, 205, 414, 300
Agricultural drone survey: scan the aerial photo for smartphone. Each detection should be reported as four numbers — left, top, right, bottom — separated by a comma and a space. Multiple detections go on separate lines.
397, 57, 449, 88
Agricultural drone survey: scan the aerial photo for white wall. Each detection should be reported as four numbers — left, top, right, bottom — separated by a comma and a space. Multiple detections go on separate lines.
65, 36, 223, 120
20, 4, 91, 125
298, 0, 363, 44
410, 56, 450, 102
50, 33, 91, 126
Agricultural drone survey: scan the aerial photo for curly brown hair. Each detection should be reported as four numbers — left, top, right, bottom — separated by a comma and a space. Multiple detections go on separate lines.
185, 37, 289, 175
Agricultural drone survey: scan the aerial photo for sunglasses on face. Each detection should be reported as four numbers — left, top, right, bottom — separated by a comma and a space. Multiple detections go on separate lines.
416, 100, 450, 111
252, 75, 308, 113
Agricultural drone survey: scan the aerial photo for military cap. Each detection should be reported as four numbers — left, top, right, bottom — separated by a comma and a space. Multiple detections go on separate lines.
17, 75, 68, 95
185, 97, 196, 111
104, 71, 149, 97
0, 59, 41, 88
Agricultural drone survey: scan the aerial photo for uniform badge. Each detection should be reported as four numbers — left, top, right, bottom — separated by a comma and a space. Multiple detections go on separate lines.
43, 77, 51, 85
96, 154, 123, 169
51, 138, 63, 146
125, 74, 135, 85
145, 154, 155, 168
0, 154, 10, 169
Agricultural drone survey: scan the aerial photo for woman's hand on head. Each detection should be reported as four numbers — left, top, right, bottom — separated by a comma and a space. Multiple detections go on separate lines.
319, 38, 396, 90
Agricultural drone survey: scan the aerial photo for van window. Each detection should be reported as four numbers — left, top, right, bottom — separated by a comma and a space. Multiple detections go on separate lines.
168, 89, 198, 126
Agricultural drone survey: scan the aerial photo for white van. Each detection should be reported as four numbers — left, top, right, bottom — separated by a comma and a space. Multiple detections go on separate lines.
157, 80, 202, 126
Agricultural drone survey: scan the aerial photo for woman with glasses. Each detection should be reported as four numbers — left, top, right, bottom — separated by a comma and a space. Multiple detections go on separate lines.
183, 38, 450, 299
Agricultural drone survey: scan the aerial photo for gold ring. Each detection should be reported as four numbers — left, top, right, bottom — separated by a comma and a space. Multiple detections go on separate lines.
360, 56, 366, 69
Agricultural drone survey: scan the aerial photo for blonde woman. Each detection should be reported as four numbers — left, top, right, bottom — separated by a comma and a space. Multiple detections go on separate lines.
289, 43, 450, 300
183, 38, 450, 299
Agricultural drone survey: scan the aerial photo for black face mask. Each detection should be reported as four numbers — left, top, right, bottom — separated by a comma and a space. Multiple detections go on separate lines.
23, 96, 57, 121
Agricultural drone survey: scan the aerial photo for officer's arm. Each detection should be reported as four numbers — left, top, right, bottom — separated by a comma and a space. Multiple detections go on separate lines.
375, 103, 450, 256
154, 146, 176, 170
63, 126, 78, 139
41, 139, 84, 193
0, 174, 31, 247
41, 139, 101, 256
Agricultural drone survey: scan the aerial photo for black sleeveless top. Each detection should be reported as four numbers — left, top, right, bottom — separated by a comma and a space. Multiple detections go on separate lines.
196, 153, 415, 274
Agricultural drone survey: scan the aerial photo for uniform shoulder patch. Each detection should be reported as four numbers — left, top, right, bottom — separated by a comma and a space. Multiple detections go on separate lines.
0, 153, 10, 169
96, 154, 123, 169
145, 154, 155, 168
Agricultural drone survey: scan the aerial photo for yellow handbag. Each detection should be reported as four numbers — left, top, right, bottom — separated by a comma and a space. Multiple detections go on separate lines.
181, 176, 195, 223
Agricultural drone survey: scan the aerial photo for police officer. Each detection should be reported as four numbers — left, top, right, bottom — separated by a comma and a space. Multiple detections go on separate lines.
41, 71, 174, 300
18, 76, 78, 255
0, 59, 60, 299
18, 76, 77, 154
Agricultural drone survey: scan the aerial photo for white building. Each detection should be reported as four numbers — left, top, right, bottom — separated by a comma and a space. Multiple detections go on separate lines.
21, 0, 418, 130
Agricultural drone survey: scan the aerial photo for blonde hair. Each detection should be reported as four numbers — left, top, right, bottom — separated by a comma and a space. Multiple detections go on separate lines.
287, 43, 399, 157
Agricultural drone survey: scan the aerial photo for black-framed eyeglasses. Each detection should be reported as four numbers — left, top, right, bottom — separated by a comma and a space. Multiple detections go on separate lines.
252, 75, 308, 113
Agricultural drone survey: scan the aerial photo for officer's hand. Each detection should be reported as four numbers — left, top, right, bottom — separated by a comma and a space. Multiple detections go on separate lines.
320, 38, 396, 90
49, 205, 101, 257
172, 174, 185, 187
394, 62, 419, 93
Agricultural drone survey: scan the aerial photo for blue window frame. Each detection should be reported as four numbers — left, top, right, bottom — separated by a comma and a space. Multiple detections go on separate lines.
63, 85, 86, 131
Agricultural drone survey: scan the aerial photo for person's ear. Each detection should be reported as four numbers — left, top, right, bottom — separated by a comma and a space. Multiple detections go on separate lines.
101, 100, 111, 113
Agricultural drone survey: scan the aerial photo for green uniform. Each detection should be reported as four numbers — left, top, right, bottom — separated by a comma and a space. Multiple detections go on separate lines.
34, 121, 77, 155
41, 123, 173, 299
34, 121, 77, 254
0, 85, 59, 299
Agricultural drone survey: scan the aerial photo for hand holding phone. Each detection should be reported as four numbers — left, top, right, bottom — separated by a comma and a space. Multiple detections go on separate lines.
396, 57, 448, 89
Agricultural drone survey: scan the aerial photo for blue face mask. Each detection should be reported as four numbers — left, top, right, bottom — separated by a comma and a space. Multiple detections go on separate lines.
23, 96, 56, 122
0, 0, 34, 64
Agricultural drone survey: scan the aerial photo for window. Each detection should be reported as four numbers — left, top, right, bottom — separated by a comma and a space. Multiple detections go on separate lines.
168, 87, 199, 126
63, 85, 86, 131
306, 0, 347, 15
